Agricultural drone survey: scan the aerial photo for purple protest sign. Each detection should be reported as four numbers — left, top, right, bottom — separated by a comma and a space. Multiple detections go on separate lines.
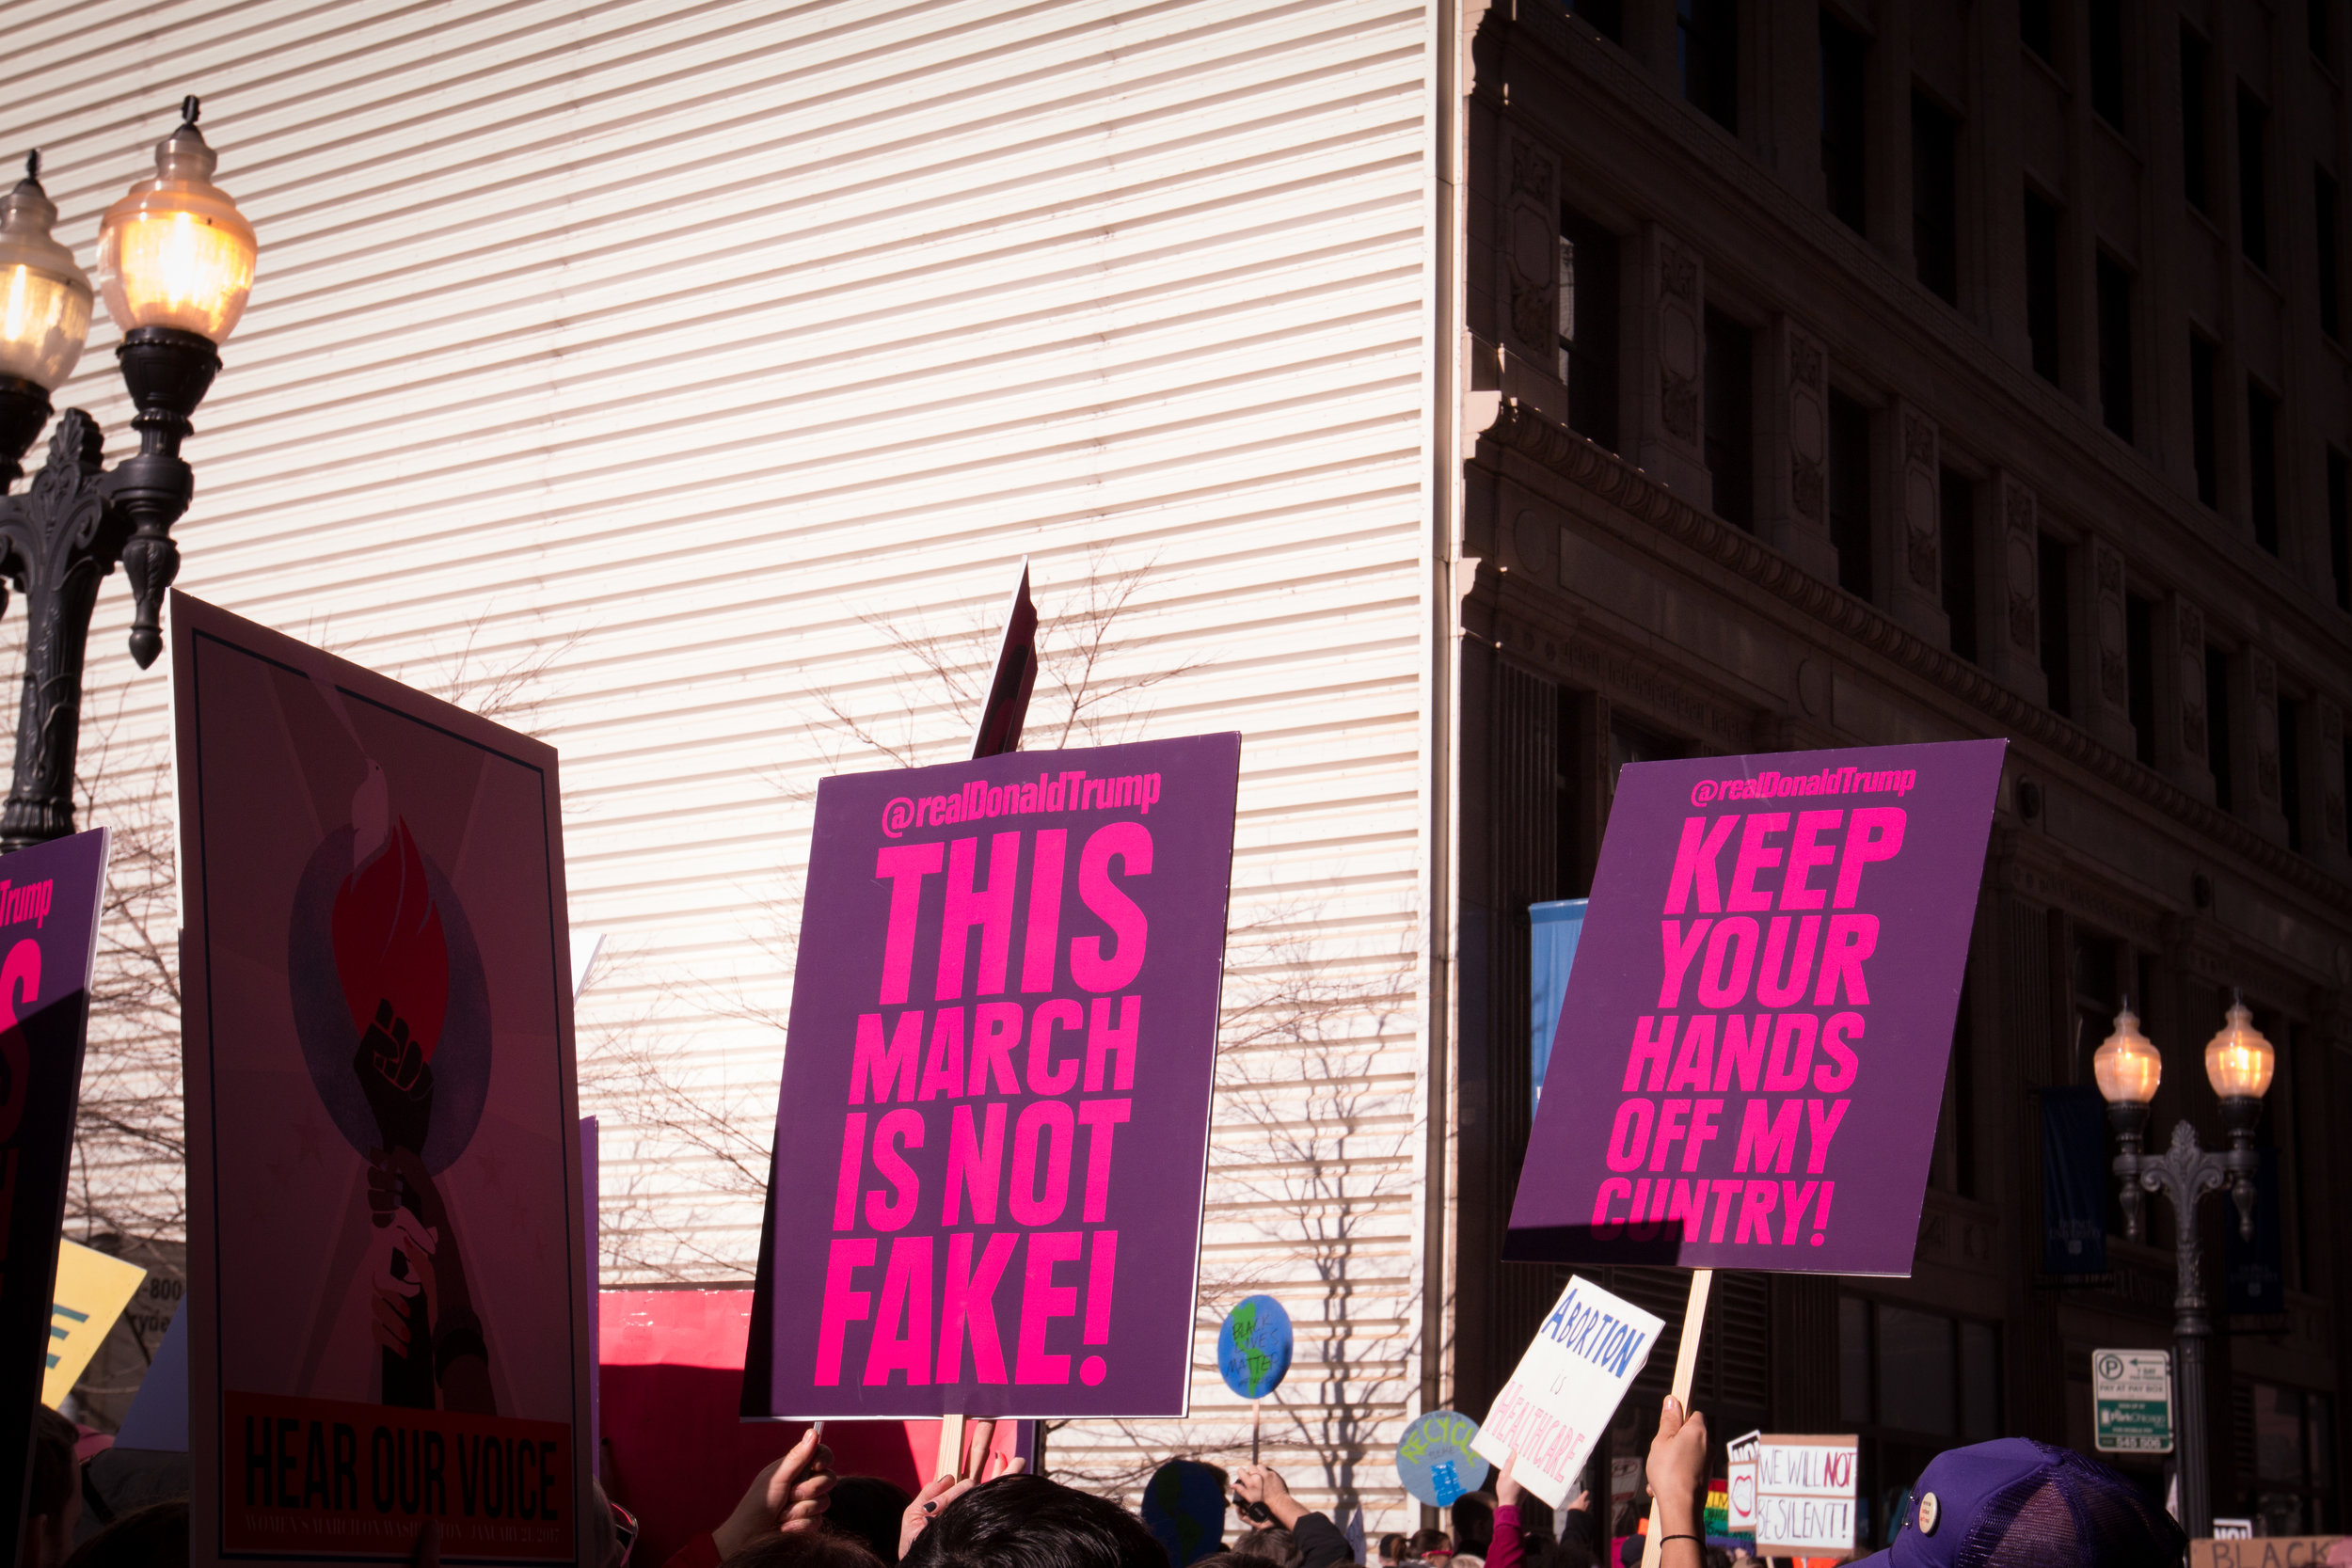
750, 735, 1240, 1419
1505, 741, 2003, 1275
0, 829, 105, 1562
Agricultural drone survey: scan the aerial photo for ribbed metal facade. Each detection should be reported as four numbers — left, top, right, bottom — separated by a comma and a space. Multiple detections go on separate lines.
3, 0, 1436, 1523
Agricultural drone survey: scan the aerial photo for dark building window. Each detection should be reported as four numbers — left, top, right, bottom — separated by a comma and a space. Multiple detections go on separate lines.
2021, 0, 2053, 61
1829, 390, 1873, 598
1560, 209, 1621, 451
2208, 645, 2234, 810
2331, 449, 2352, 609
2319, 170, 2343, 338
1569, 0, 1624, 40
2280, 695, 2305, 850
2126, 593, 2157, 765
2025, 193, 2062, 382
1704, 309, 1754, 530
2314, 0, 2334, 66
1680, 0, 1739, 132
2230, 1382, 2340, 1535
1821, 15, 1868, 233
2183, 30, 2212, 212
1840, 1300, 2003, 1550
2038, 532, 2072, 717
1913, 94, 1961, 304
1941, 469, 1978, 661
2242, 88, 2271, 269
2249, 384, 2280, 554
2191, 335, 2220, 506
2096, 256, 2134, 438
2090, 0, 2126, 128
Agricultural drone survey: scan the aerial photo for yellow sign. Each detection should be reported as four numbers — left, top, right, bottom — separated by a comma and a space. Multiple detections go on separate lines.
43, 1240, 146, 1406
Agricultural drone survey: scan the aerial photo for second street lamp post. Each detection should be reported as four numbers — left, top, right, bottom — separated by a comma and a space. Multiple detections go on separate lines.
2093, 994, 2276, 1541
0, 98, 256, 850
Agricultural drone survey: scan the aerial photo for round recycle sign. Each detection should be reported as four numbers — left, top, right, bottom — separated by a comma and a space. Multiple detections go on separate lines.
1396, 1409, 1490, 1508
1216, 1294, 1293, 1401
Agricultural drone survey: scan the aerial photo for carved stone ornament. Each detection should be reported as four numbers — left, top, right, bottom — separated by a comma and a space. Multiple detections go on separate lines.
1790, 337, 1825, 390
1792, 456, 1825, 521
1510, 275, 1555, 351
2102, 648, 2128, 705
1662, 372, 1699, 440
1661, 245, 1698, 304
1909, 526, 1939, 589
1904, 412, 1937, 467
2097, 547, 2124, 597
1510, 137, 1554, 202
2005, 482, 2035, 535
2009, 594, 2038, 648
2259, 752, 2280, 802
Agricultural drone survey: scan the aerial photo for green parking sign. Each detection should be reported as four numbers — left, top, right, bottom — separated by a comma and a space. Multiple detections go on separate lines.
2092, 1349, 2173, 1453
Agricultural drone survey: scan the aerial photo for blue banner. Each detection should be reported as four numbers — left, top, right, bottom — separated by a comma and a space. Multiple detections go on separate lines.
2042, 1085, 2108, 1274
1529, 898, 1587, 1110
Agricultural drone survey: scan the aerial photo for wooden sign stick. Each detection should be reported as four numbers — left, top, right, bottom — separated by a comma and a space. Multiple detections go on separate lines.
1252, 1398, 1263, 1465
1638, 1268, 1714, 1568
939, 1413, 967, 1482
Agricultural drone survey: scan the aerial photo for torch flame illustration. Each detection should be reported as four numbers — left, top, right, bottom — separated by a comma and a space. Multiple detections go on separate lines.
331, 815, 450, 1154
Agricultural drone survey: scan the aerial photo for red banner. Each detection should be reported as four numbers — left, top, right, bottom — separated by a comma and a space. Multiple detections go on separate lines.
222, 1392, 573, 1559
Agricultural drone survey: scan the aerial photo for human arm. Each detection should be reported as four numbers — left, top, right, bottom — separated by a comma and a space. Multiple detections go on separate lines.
1236, 1467, 1349, 1568
1486, 1456, 1524, 1568
897, 1418, 1028, 1560
709, 1427, 837, 1560
369, 1148, 496, 1415
1645, 1396, 1708, 1568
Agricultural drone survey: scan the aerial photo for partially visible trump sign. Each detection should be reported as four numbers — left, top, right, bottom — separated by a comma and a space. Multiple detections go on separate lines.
750, 735, 1241, 1419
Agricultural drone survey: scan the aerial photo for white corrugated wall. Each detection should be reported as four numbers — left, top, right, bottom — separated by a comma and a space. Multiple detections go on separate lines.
4, 0, 1436, 1527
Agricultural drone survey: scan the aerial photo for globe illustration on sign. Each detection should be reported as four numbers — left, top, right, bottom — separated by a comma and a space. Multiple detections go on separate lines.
1216, 1294, 1294, 1401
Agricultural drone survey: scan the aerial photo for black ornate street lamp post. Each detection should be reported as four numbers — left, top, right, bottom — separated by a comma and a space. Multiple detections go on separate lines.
0, 99, 256, 851
2093, 996, 2276, 1541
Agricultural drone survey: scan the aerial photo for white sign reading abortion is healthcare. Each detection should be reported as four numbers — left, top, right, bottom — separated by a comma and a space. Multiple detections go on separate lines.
1470, 1275, 1663, 1510
1755, 1435, 1858, 1556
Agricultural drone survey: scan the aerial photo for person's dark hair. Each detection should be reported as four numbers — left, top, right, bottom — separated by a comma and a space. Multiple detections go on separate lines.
30, 1406, 78, 1522
899, 1473, 1168, 1568
1452, 1493, 1495, 1557
1231, 1524, 1297, 1565
1379, 1532, 1409, 1565
822, 1475, 914, 1563
1409, 1528, 1454, 1556
59, 1499, 188, 1568
721, 1531, 884, 1568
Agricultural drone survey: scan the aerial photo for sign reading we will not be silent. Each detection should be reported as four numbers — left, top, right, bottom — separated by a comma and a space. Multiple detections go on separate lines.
1505, 741, 2005, 1275
752, 736, 1241, 1419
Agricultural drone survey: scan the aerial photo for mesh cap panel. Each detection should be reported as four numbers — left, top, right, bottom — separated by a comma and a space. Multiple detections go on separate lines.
1953, 1447, 2185, 1568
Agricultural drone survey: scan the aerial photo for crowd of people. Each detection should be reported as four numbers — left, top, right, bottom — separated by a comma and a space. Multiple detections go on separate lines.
19, 1395, 2200, 1567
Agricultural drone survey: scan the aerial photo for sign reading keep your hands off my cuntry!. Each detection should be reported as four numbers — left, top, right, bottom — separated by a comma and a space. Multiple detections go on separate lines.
1504, 741, 2004, 1275
753, 736, 1241, 1418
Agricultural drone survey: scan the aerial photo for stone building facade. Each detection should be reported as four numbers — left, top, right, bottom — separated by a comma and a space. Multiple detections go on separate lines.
1449, 0, 2352, 1545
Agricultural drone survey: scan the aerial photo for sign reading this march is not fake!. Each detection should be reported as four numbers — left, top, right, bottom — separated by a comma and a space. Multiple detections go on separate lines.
751, 736, 1241, 1419
1506, 741, 2005, 1275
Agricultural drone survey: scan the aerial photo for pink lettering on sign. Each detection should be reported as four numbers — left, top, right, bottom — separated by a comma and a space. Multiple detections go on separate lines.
1507, 743, 2004, 1275
760, 736, 1244, 1422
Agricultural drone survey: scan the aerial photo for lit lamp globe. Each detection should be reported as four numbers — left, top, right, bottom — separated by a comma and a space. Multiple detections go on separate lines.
0, 150, 92, 483
2093, 1004, 2162, 1141
93, 97, 256, 349
2204, 991, 2275, 1139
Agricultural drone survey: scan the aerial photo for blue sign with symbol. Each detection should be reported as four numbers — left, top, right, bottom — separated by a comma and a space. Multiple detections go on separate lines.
1216, 1294, 1293, 1401
1397, 1409, 1491, 1508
